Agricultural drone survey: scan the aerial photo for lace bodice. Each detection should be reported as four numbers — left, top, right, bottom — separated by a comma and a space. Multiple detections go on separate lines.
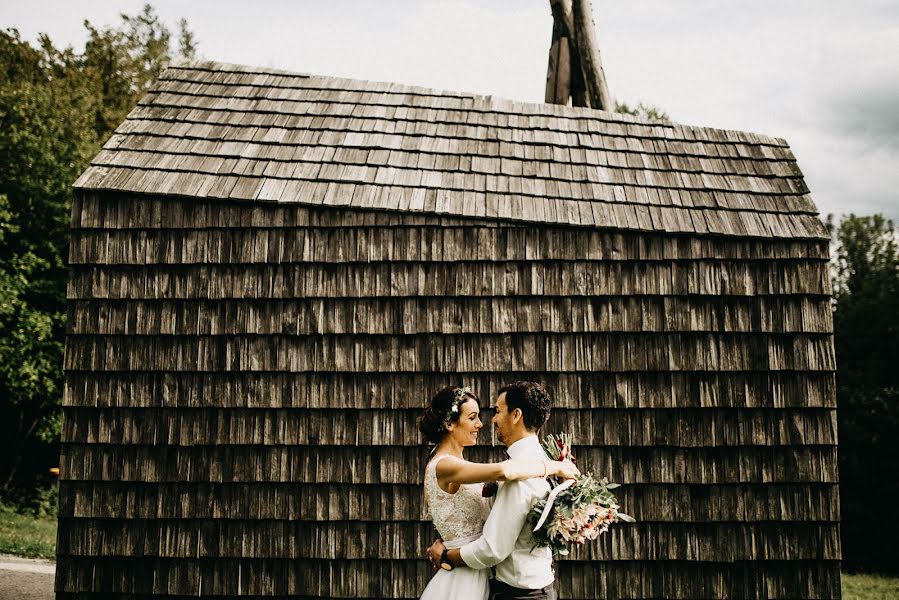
424, 455, 491, 545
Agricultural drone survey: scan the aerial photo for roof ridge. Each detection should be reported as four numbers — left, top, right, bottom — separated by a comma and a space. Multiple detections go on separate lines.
164, 60, 679, 129
164, 60, 787, 147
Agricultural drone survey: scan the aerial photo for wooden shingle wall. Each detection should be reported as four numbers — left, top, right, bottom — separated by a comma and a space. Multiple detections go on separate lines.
58, 192, 839, 599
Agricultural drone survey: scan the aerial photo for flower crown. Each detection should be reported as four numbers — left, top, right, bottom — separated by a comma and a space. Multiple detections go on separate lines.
443, 386, 472, 428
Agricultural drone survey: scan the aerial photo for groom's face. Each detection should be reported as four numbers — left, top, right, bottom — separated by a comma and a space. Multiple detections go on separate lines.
492, 392, 515, 446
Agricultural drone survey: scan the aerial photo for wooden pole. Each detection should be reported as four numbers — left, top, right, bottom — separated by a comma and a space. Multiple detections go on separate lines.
545, 0, 612, 110
571, 0, 612, 110
545, 0, 572, 104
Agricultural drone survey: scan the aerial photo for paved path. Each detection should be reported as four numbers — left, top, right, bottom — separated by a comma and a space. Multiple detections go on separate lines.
0, 555, 54, 600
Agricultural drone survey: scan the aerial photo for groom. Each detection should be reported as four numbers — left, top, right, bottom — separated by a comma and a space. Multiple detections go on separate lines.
427, 381, 558, 600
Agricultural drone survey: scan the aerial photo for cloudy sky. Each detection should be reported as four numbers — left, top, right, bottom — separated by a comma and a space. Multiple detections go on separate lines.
4, 0, 897, 221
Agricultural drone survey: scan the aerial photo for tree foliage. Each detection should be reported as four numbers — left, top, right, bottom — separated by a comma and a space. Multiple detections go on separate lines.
614, 100, 670, 122
81, 4, 194, 137
828, 214, 899, 573
0, 4, 196, 499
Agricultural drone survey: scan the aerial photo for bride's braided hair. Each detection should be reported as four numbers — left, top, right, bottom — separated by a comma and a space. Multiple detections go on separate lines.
418, 385, 480, 445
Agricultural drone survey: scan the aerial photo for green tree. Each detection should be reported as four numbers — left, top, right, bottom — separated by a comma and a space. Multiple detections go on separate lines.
828, 214, 899, 573
0, 32, 99, 494
614, 100, 670, 122
0, 4, 197, 500
81, 4, 195, 138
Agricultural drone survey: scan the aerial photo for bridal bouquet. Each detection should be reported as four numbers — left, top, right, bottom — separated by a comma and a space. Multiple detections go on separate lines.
528, 433, 634, 555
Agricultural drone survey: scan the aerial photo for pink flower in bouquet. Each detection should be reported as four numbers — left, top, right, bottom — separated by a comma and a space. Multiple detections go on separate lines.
548, 512, 571, 539
571, 504, 592, 528
557, 515, 577, 542
547, 517, 564, 541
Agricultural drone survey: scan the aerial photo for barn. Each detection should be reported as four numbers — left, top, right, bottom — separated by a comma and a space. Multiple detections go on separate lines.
58, 60, 840, 599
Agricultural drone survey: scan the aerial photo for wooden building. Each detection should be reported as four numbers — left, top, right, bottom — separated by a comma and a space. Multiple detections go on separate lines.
58, 61, 840, 599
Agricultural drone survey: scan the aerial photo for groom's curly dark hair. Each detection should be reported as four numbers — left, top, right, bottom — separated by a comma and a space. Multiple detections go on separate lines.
499, 381, 551, 431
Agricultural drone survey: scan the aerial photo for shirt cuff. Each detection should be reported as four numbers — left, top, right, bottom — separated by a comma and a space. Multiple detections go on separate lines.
459, 543, 490, 571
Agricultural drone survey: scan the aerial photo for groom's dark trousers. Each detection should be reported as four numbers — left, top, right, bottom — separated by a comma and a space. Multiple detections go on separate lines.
489, 579, 556, 600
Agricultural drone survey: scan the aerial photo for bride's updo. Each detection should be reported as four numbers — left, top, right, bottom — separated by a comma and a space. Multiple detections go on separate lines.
418, 386, 480, 445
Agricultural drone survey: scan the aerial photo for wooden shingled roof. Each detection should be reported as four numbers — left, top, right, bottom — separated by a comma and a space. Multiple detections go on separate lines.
74, 60, 827, 239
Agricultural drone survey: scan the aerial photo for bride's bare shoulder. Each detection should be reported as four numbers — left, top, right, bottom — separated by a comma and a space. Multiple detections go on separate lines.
432, 454, 465, 467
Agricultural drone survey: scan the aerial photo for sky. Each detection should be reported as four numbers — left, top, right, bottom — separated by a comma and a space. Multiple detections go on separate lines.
3, 0, 897, 222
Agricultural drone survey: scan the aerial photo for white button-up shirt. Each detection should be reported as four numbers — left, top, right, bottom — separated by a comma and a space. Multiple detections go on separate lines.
460, 434, 554, 590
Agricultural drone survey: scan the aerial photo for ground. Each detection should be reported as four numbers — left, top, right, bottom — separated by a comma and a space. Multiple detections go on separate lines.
0, 555, 54, 600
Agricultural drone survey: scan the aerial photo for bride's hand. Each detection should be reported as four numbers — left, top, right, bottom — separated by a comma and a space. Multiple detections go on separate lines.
427, 538, 445, 571
553, 459, 580, 480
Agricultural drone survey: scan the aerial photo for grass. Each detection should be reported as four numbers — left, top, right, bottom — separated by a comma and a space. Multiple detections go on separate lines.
0, 502, 57, 560
1, 505, 899, 594
842, 572, 899, 600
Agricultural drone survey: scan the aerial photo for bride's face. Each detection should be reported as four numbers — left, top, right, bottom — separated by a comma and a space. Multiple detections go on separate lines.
446, 398, 483, 447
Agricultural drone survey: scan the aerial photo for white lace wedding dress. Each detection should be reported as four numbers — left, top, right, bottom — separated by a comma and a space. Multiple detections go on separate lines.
419, 454, 491, 599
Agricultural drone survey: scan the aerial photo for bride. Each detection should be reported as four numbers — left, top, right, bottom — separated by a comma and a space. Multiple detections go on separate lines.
417, 386, 578, 599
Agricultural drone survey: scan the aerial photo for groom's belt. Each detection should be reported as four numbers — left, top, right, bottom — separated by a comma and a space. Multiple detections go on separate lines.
489, 579, 556, 599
